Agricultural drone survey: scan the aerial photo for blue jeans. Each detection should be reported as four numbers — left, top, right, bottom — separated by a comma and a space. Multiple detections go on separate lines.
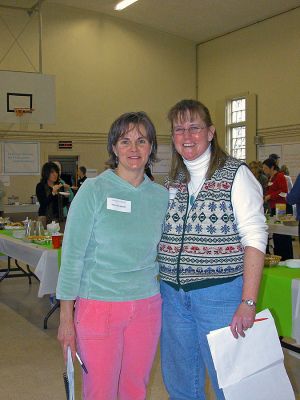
160, 277, 243, 400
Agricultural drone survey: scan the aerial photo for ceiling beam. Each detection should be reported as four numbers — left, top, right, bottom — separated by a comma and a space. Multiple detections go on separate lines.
28, 0, 47, 16
0, 1, 47, 15
0, 0, 46, 15
0, 4, 30, 11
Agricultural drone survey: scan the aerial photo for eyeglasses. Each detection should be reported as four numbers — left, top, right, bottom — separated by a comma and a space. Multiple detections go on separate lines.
172, 125, 207, 135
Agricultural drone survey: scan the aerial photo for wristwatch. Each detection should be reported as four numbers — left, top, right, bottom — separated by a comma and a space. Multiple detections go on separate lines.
242, 299, 256, 307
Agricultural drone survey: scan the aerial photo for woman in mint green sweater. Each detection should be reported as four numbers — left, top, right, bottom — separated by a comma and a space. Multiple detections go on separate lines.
56, 112, 168, 400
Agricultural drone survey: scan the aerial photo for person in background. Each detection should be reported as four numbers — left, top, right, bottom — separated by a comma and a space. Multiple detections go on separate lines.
56, 111, 168, 400
0, 180, 5, 217
249, 160, 268, 195
280, 164, 293, 214
158, 99, 267, 400
249, 160, 268, 212
71, 166, 87, 194
53, 160, 72, 186
262, 158, 292, 260
78, 166, 87, 186
53, 160, 74, 214
286, 173, 300, 239
262, 158, 288, 215
36, 162, 68, 227
269, 153, 280, 167
280, 164, 293, 192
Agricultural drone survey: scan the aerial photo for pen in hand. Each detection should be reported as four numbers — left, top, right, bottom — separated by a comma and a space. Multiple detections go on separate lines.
76, 352, 88, 374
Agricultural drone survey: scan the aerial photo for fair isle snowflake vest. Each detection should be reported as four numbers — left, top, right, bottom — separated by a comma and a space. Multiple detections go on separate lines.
158, 157, 245, 289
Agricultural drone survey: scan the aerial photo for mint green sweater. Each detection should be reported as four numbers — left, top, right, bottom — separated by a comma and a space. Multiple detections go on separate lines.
56, 169, 168, 301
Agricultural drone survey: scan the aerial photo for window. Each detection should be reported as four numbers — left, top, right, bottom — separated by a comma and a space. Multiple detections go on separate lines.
226, 98, 246, 161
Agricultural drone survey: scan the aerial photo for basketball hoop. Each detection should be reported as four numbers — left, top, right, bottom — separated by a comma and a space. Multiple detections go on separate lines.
14, 108, 34, 117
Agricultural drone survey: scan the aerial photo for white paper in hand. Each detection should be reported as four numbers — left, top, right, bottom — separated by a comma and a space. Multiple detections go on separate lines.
207, 309, 282, 387
207, 309, 295, 400
223, 362, 295, 400
67, 347, 75, 400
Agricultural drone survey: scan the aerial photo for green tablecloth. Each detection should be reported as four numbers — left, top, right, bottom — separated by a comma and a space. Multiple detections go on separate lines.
257, 266, 300, 337
0, 229, 61, 268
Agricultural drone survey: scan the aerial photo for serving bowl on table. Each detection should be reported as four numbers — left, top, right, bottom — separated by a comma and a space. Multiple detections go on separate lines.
264, 254, 282, 267
282, 220, 298, 226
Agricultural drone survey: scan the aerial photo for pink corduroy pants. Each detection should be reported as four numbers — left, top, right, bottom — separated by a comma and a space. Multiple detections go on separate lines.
74, 294, 162, 400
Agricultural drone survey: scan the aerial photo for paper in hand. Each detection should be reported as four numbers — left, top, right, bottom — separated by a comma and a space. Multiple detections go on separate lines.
207, 309, 295, 400
67, 346, 75, 400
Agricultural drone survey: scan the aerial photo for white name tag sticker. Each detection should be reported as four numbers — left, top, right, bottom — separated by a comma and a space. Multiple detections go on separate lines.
107, 197, 131, 213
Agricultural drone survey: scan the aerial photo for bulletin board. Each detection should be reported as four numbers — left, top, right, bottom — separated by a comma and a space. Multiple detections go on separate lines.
258, 143, 300, 181
2, 141, 40, 175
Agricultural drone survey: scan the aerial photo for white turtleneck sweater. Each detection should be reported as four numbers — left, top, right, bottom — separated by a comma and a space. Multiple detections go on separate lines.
183, 146, 268, 253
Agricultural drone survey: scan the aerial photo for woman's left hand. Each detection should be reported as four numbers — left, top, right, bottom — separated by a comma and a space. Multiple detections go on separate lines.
230, 303, 256, 339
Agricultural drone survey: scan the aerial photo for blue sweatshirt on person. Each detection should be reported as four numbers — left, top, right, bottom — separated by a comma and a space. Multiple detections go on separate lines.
56, 169, 169, 301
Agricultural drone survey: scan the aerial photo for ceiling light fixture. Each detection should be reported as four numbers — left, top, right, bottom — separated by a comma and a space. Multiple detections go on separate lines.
114, 0, 139, 11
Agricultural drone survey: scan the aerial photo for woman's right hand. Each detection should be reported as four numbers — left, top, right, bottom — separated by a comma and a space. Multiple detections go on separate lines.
57, 300, 76, 363
57, 318, 76, 364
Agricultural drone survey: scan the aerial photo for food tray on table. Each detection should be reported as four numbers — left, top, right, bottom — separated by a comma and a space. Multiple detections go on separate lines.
4, 222, 24, 230
25, 235, 52, 245
264, 254, 282, 267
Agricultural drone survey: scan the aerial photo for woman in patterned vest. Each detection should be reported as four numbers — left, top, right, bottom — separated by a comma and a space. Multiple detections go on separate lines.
158, 99, 268, 400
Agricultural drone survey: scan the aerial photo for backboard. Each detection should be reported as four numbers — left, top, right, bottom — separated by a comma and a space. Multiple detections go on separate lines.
0, 70, 56, 124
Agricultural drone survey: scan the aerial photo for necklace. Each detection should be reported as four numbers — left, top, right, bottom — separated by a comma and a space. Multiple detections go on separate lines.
188, 179, 204, 206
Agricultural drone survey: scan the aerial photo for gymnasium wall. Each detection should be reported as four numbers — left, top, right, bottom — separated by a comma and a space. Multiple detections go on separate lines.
196, 7, 300, 162
0, 3, 196, 202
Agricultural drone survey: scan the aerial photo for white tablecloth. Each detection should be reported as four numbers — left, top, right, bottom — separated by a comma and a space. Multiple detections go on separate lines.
4, 204, 39, 214
268, 222, 298, 236
0, 234, 59, 297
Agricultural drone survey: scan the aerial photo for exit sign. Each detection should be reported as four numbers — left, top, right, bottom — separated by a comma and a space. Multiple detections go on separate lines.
58, 141, 72, 149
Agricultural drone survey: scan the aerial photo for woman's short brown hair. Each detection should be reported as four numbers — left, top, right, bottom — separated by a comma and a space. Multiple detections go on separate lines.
168, 99, 228, 183
106, 111, 157, 169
